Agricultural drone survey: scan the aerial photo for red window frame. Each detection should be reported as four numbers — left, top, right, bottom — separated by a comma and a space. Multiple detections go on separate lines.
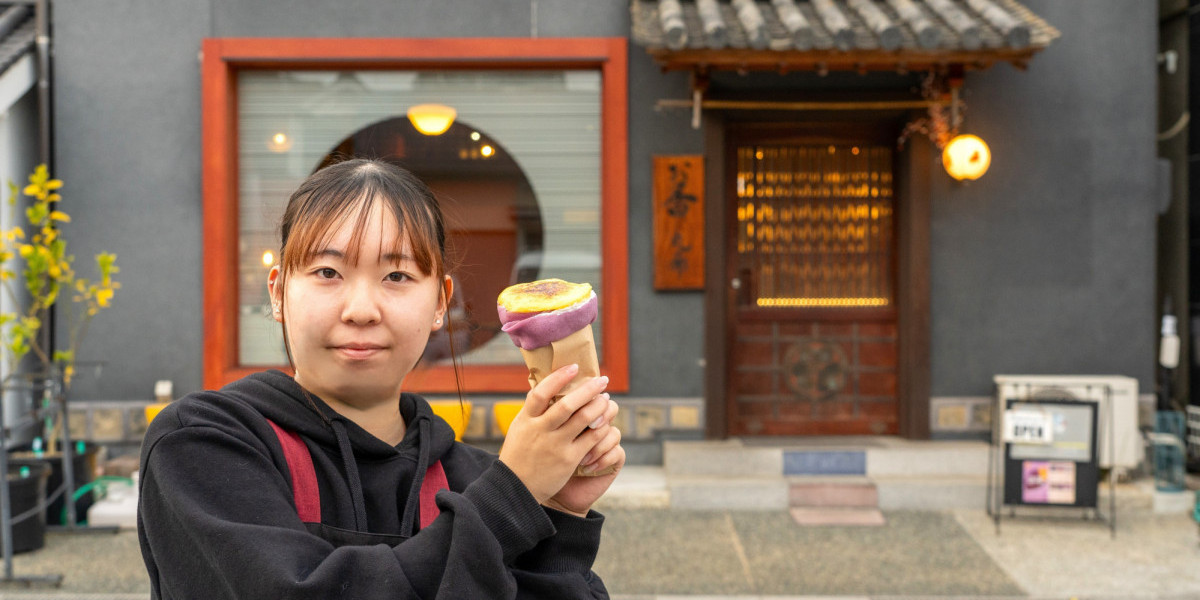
201, 37, 629, 393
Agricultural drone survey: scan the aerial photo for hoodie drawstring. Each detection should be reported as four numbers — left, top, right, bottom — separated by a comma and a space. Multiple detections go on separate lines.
399, 418, 432, 536
329, 419, 369, 531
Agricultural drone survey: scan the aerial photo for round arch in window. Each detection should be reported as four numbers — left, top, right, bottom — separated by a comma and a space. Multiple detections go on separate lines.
317, 117, 544, 364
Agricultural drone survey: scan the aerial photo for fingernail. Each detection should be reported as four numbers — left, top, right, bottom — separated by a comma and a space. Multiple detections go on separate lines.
581, 452, 594, 465
589, 416, 604, 429
596, 375, 609, 387
566, 363, 579, 374
581, 463, 597, 474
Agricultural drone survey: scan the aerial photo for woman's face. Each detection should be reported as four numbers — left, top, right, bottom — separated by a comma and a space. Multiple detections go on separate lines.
269, 199, 450, 409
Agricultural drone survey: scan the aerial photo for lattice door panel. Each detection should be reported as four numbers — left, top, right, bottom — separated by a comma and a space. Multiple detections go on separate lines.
728, 141, 898, 436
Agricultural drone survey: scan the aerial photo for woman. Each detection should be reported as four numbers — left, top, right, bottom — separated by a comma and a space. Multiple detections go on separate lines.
138, 159, 623, 599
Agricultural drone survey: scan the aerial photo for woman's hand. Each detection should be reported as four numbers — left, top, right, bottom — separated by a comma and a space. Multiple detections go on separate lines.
544, 396, 623, 517
498, 364, 612, 505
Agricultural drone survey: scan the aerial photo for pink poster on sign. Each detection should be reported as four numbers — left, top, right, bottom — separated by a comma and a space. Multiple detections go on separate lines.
1022, 460, 1076, 504
1046, 461, 1076, 504
1022, 461, 1049, 503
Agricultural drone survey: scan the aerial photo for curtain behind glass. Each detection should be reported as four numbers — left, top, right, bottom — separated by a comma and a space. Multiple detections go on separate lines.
237, 70, 602, 367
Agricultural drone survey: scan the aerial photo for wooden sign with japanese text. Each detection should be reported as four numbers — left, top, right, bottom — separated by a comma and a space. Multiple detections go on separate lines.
653, 156, 704, 290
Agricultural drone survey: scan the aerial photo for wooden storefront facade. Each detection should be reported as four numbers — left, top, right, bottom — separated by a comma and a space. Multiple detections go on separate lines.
633, 0, 1058, 439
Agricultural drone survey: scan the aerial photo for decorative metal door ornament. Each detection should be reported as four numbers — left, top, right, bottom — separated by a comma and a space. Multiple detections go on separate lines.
783, 340, 848, 401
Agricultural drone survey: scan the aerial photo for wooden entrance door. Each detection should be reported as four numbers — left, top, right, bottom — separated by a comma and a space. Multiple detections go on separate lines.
726, 125, 899, 436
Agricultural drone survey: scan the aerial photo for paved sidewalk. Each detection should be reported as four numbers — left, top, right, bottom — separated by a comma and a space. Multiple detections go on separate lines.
0, 467, 1195, 599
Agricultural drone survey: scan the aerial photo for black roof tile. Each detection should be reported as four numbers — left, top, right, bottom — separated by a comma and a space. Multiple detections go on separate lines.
633, 0, 1058, 58
0, 3, 35, 77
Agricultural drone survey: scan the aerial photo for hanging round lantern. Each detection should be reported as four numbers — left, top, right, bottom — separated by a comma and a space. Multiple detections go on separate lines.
942, 134, 991, 181
406, 103, 457, 136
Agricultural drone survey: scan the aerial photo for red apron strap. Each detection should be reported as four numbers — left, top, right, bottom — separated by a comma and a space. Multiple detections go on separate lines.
419, 461, 449, 529
265, 419, 321, 523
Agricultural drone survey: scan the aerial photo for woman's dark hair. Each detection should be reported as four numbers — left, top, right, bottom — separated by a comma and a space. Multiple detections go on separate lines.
275, 158, 465, 412
277, 158, 447, 289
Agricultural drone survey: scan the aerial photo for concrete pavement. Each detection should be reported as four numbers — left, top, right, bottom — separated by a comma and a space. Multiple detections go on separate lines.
0, 466, 1195, 599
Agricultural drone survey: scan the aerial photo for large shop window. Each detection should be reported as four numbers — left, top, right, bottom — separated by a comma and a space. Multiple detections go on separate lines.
202, 39, 628, 393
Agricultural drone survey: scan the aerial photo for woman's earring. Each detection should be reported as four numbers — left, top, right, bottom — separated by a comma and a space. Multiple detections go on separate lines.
434, 318, 442, 326
273, 302, 281, 315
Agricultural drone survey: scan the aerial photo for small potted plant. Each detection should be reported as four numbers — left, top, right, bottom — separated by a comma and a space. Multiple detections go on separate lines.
1, 165, 119, 527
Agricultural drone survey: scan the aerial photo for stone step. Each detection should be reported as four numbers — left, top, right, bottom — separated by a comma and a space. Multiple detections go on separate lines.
593, 466, 670, 510
865, 441, 991, 477
663, 439, 782, 477
790, 480, 878, 508
789, 506, 886, 526
784, 449, 867, 476
873, 475, 989, 510
668, 476, 789, 510
667, 473, 992, 511
664, 438, 993, 478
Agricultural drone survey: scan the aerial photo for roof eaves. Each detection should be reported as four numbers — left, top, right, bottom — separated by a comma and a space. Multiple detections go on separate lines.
0, 4, 35, 78
631, 0, 1060, 72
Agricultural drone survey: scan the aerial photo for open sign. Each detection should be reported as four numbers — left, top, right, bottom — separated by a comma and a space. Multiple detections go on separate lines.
1005, 410, 1054, 444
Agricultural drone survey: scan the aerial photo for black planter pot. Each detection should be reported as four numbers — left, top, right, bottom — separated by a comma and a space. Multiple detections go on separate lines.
5, 462, 49, 553
9, 442, 99, 525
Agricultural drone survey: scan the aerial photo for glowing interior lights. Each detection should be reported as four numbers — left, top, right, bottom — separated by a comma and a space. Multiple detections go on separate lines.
267, 132, 292, 152
480, 144, 495, 158
407, 103, 457, 136
470, 131, 481, 141
261, 250, 275, 267
756, 297, 890, 307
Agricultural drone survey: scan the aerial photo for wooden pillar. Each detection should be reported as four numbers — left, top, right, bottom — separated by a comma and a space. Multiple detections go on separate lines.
896, 132, 932, 439
703, 110, 728, 439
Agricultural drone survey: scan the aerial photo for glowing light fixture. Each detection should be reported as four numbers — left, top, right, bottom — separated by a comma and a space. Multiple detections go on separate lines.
407, 103, 456, 136
261, 250, 275, 267
470, 131, 481, 141
480, 144, 495, 158
942, 134, 991, 181
267, 132, 292, 152
757, 297, 889, 307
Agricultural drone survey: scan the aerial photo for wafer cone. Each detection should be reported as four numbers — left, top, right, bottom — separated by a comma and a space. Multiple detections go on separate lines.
518, 325, 615, 476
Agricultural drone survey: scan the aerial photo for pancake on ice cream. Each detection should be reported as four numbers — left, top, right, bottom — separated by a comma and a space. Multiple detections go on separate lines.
498, 279, 597, 351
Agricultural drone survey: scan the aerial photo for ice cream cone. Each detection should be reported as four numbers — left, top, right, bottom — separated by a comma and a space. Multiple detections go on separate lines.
499, 279, 615, 476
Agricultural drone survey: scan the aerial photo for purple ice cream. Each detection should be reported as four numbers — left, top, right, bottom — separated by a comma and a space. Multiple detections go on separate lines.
498, 292, 598, 351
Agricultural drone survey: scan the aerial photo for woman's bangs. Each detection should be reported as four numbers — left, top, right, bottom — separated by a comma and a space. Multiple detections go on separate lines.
280, 191, 372, 275
384, 198, 440, 277
278, 159, 447, 281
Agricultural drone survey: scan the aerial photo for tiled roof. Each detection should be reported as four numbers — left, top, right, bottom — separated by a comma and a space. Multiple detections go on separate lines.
632, 0, 1059, 71
0, 3, 35, 76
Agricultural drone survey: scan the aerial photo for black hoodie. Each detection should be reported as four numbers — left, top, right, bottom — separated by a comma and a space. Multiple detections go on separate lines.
138, 370, 609, 599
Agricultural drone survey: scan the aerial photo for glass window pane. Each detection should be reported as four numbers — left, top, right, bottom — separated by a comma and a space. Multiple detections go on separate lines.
734, 144, 894, 308
237, 70, 602, 367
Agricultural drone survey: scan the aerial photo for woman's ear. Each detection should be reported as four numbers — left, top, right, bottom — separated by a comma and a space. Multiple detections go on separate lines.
433, 275, 453, 331
267, 265, 283, 323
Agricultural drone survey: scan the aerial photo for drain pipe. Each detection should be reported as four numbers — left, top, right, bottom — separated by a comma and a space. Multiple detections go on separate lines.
32, 0, 76, 528
33, 0, 53, 366
33, 0, 76, 527
34, 0, 50, 168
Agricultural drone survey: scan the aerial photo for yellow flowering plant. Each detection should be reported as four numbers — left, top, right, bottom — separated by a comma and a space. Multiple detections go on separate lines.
0, 165, 119, 389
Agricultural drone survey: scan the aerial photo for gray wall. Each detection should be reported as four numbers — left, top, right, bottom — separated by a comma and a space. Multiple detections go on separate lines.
52, 0, 633, 401
52, 0, 1156, 402
627, 52, 706, 397
928, 1, 1158, 395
